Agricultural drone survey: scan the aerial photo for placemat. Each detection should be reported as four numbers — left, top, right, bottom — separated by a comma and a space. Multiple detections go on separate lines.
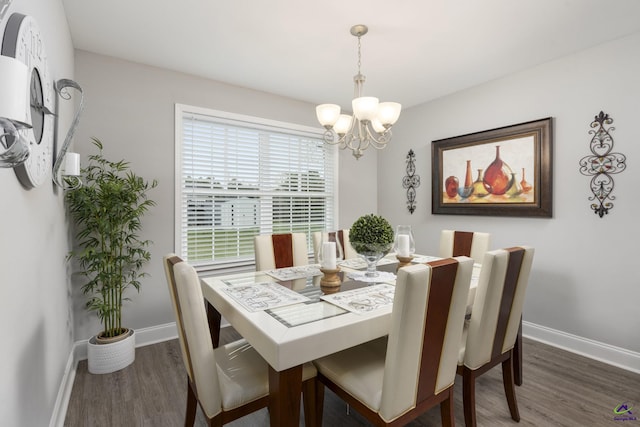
321, 283, 396, 314
339, 256, 396, 270
222, 282, 310, 312
264, 264, 322, 281
345, 270, 397, 283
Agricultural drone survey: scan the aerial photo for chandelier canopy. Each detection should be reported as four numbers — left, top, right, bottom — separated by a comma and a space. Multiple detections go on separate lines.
316, 25, 401, 159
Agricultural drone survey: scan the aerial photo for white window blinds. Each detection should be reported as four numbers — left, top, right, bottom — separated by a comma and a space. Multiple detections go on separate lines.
175, 104, 337, 270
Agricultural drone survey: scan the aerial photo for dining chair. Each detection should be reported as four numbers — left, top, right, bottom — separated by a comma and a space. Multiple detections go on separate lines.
312, 229, 358, 263
164, 254, 225, 348
441, 230, 526, 387
253, 232, 309, 271
313, 256, 474, 427
163, 254, 318, 427
439, 228, 528, 384
457, 246, 534, 427
438, 230, 491, 265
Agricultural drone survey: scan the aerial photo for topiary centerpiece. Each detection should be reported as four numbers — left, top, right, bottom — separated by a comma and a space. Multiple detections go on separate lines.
349, 214, 394, 277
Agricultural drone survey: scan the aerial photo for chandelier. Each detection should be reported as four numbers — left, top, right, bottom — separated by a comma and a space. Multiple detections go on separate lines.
316, 25, 401, 159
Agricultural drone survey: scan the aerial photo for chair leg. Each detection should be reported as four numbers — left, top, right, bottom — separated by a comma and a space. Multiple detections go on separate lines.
185, 379, 198, 427
303, 378, 322, 427
462, 368, 478, 427
501, 353, 520, 422
514, 318, 523, 386
311, 377, 325, 427
440, 388, 455, 427
206, 301, 222, 349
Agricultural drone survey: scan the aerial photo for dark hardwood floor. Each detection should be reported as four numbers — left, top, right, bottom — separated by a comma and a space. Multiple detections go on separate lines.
64, 327, 640, 426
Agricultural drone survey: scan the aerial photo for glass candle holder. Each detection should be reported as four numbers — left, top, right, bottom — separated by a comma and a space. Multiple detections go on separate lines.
393, 225, 415, 258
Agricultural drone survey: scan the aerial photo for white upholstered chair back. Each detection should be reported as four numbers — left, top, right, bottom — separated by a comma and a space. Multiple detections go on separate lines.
439, 229, 491, 264
378, 256, 474, 421
312, 229, 358, 263
253, 232, 308, 271
462, 246, 534, 370
163, 254, 223, 419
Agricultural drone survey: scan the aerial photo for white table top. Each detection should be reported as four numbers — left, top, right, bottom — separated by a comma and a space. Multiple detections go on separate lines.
200, 254, 480, 372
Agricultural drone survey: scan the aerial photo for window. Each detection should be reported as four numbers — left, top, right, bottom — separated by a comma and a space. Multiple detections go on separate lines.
175, 104, 338, 271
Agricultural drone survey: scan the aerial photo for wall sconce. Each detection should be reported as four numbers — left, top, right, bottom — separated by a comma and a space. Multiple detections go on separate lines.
52, 79, 84, 190
0, 55, 32, 168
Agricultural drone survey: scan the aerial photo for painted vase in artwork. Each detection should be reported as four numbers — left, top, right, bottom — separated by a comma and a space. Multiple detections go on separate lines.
520, 167, 533, 193
505, 173, 522, 198
472, 168, 489, 198
457, 160, 474, 199
483, 145, 513, 195
445, 175, 459, 198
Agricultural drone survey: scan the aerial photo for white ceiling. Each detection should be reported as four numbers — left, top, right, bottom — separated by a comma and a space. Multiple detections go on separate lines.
61, 0, 640, 111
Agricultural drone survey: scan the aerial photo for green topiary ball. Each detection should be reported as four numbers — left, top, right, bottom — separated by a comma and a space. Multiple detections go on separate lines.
349, 214, 394, 253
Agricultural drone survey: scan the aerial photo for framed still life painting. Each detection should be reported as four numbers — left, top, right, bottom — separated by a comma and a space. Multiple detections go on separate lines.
431, 117, 553, 217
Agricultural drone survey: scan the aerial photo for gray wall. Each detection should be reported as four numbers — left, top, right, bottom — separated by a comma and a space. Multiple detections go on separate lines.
72, 50, 377, 341
0, 0, 75, 425
379, 32, 640, 355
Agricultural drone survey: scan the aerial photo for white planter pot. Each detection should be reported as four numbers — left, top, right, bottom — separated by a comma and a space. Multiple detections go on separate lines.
87, 328, 135, 374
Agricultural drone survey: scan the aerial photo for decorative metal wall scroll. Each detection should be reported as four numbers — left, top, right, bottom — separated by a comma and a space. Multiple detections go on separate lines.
402, 149, 420, 214
579, 111, 626, 218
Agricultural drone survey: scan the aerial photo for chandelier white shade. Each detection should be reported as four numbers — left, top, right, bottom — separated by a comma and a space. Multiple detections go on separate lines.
316, 25, 401, 159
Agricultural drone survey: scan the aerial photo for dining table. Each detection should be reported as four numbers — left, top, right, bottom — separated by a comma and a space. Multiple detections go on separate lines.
200, 255, 481, 426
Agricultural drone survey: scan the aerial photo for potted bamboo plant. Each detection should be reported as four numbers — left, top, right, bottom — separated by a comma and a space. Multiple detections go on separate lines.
66, 138, 157, 374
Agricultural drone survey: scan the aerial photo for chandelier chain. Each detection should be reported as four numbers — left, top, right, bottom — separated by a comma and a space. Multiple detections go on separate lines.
357, 35, 362, 75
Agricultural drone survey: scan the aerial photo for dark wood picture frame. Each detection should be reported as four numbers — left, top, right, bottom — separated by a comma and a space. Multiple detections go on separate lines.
432, 117, 553, 217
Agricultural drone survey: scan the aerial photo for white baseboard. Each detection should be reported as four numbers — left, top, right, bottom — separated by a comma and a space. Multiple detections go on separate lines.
48, 345, 77, 427
523, 320, 640, 374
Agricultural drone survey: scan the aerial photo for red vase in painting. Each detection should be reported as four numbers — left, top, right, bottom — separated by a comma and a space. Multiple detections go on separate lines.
445, 176, 459, 198
483, 146, 513, 195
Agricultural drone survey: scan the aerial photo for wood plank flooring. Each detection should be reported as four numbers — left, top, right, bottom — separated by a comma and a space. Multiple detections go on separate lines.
64, 328, 640, 426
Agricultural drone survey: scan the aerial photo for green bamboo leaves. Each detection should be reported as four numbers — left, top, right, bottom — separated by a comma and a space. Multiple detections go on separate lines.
66, 138, 157, 338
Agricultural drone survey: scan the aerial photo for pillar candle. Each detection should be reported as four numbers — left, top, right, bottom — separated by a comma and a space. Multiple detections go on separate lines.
322, 241, 337, 269
397, 234, 410, 257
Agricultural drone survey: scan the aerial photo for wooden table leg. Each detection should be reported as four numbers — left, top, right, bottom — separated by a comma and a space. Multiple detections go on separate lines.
514, 317, 523, 386
268, 364, 303, 427
206, 301, 221, 349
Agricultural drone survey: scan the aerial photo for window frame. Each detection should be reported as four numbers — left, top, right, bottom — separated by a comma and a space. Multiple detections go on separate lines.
174, 103, 339, 274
